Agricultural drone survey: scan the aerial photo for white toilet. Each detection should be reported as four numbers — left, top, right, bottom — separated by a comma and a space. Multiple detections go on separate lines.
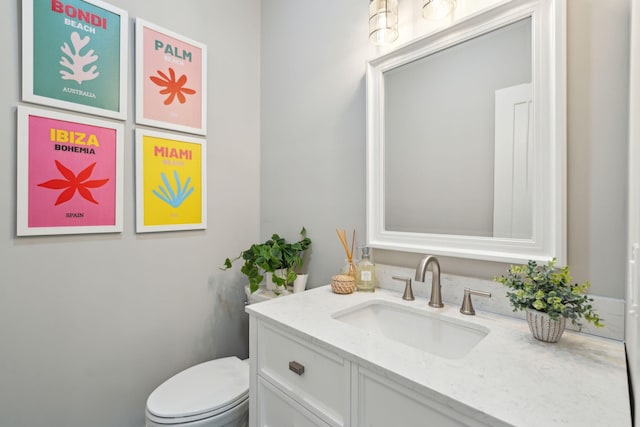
145, 356, 249, 427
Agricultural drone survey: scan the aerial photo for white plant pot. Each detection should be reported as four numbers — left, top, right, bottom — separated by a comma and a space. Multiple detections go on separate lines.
265, 269, 288, 292
264, 272, 276, 291
292, 274, 308, 293
526, 308, 566, 343
274, 268, 288, 286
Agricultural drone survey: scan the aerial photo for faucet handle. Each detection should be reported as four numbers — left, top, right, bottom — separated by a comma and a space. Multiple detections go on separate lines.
393, 276, 414, 301
460, 288, 491, 315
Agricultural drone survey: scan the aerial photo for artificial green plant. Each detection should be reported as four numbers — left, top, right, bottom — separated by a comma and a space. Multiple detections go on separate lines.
495, 258, 603, 328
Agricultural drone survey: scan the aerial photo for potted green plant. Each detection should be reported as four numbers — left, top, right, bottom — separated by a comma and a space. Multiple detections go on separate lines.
221, 227, 311, 293
495, 258, 603, 342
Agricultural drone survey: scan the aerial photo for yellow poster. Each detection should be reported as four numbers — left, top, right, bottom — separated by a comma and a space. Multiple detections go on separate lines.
136, 130, 206, 232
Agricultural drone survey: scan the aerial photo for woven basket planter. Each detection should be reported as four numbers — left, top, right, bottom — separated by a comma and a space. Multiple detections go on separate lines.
331, 274, 355, 294
526, 309, 566, 343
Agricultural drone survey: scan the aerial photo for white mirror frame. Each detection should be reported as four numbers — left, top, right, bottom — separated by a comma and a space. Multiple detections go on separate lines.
366, 0, 566, 264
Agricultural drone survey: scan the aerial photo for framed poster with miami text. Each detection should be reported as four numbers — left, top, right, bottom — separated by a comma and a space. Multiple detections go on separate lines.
135, 19, 207, 135
17, 106, 124, 236
22, 0, 128, 120
135, 129, 207, 232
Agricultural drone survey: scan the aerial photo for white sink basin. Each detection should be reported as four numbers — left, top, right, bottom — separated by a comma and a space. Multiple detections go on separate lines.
331, 300, 489, 359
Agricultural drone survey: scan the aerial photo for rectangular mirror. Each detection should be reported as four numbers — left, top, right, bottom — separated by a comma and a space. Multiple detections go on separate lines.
366, 0, 566, 264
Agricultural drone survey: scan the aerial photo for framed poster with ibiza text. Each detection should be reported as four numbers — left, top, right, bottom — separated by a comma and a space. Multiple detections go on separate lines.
135, 129, 207, 232
22, 0, 128, 120
135, 19, 207, 135
17, 106, 124, 236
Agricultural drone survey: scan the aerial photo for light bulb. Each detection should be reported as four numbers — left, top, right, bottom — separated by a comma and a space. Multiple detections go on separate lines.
422, 0, 457, 20
369, 0, 399, 45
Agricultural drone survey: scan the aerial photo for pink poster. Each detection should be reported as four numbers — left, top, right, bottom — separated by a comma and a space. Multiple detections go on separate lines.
17, 106, 124, 235
136, 19, 207, 135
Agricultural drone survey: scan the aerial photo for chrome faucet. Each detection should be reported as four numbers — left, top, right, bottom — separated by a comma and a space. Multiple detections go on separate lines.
415, 255, 443, 308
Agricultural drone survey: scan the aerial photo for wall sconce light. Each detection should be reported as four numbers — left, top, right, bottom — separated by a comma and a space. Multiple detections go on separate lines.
422, 0, 457, 20
369, 0, 399, 45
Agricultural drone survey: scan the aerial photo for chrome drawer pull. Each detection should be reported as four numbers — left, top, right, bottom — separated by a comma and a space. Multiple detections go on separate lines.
289, 361, 305, 375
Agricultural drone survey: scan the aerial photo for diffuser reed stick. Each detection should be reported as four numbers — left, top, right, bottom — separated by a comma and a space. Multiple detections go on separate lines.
336, 228, 356, 278
350, 230, 355, 263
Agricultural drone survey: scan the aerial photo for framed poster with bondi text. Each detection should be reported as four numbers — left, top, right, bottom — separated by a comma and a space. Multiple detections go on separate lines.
17, 106, 124, 236
22, 0, 128, 120
135, 129, 207, 232
135, 19, 207, 135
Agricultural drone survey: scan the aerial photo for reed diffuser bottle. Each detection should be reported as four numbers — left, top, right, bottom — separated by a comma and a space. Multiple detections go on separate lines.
336, 229, 356, 278
355, 247, 376, 292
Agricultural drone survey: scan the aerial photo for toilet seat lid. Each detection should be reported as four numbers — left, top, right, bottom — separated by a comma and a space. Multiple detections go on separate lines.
146, 356, 249, 419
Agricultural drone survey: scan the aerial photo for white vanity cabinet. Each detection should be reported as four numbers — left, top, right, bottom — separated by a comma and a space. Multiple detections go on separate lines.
250, 319, 350, 426
248, 316, 498, 427
247, 287, 631, 427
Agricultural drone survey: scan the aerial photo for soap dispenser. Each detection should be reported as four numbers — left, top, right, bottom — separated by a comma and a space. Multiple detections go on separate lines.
355, 247, 376, 292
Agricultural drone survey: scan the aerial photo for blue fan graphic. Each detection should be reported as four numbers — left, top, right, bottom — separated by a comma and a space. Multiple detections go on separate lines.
152, 170, 194, 208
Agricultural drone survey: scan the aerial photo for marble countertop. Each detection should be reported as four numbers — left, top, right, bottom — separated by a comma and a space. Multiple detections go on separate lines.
246, 285, 631, 427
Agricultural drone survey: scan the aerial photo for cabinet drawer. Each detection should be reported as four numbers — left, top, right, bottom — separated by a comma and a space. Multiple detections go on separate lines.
357, 367, 492, 427
258, 377, 330, 427
258, 323, 348, 426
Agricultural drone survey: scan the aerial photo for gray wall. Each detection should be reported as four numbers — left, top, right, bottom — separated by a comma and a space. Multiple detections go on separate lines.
566, 0, 630, 299
261, 1, 375, 282
261, 0, 630, 299
1, 1, 260, 427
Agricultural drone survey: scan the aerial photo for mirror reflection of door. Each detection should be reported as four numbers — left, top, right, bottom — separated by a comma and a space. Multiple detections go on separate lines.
493, 83, 533, 239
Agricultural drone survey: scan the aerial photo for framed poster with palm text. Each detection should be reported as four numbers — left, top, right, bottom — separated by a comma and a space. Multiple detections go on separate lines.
22, 0, 128, 120
135, 129, 207, 233
135, 19, 207, 135
17, 106, 124, 236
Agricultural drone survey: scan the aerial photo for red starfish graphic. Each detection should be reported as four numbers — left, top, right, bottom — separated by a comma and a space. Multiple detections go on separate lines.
37, 160, 109, 206
149, 67, 197, 105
